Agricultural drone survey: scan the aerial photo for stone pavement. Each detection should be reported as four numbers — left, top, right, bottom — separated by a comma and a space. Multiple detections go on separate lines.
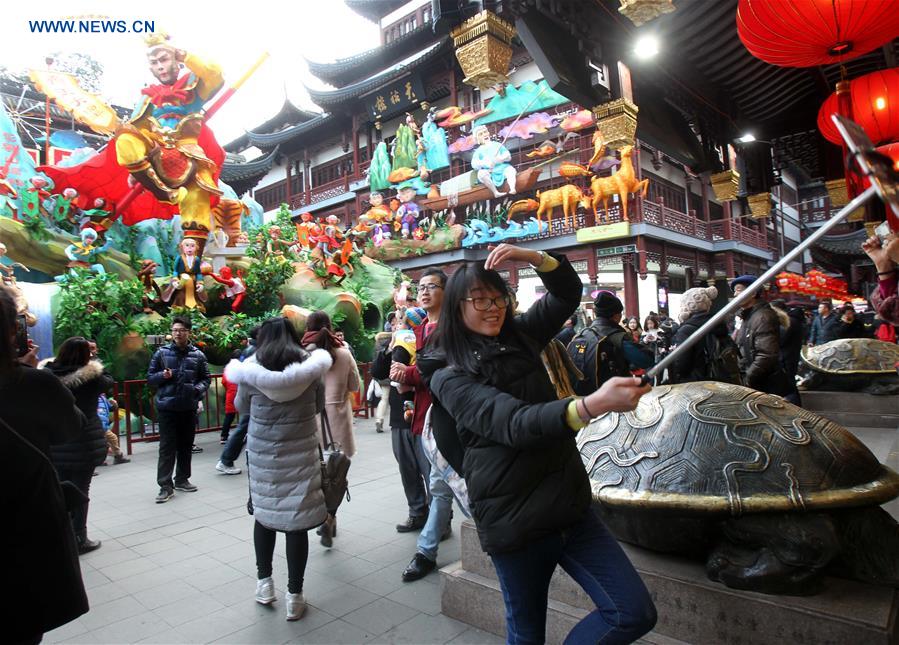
45, 417, 500, 645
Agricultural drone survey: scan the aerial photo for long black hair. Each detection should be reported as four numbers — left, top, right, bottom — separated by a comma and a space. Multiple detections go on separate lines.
254, 318, 307, 372
430, 262, 516, 374
0, 286, 18, 374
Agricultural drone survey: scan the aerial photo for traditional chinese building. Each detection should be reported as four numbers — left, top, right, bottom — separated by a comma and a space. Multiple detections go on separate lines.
224, 0, 892, 317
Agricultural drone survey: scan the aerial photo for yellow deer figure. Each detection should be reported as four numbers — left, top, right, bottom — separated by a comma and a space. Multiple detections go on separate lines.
535, 184, 591, 231
589, 145, 649, 223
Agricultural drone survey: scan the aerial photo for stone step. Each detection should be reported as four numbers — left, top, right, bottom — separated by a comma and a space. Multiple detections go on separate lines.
442, 562, 588, 645
827, 412, 899, 429
450, 521, 899, 644
801, 391, 899, 425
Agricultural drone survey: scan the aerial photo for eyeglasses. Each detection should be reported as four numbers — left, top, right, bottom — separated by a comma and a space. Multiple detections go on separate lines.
418, 284, 443, 293
463, 296, 510, 311
171, 328, 189, 334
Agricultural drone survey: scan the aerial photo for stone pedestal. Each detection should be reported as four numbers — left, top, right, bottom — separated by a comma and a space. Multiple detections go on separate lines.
442, 521, 899, 644
800, 391, 899, 429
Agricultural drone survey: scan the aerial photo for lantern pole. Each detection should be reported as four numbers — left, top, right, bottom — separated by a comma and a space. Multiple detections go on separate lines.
645, 184, 878, 382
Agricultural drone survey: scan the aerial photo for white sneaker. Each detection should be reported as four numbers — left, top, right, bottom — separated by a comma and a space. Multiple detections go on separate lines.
216, 461, 242, 475
285, 592, 306, 621
255, 577, 275, 605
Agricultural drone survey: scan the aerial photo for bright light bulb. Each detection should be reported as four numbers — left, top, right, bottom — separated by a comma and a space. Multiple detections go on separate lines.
737, 133, 756, 143
875, 96, 886, 110
634, 36, 659, 60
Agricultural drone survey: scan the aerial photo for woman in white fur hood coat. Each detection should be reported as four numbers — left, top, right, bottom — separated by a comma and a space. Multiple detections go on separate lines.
223, 318, 332, 616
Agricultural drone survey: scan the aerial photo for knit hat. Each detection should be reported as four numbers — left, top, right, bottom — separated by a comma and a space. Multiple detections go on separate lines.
403, 306, 426, 328
678, 286, 718, 323
729, 275, 757, 292
593, 291, 624, 318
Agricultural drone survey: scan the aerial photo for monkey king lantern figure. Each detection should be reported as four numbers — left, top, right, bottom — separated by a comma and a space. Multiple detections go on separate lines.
115, 33, 224, 254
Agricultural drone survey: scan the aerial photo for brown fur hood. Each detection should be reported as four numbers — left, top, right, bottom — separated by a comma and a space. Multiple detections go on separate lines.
773, 306, 790, 331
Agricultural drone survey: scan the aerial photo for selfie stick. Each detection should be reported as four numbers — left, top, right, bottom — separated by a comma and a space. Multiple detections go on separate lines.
644, 184, 877, 382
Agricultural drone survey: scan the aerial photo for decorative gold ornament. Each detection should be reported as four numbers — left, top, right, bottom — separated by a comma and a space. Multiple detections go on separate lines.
421, 101, 430, 112
709, 169, 740, 202
451, 11, 516, 90
825, 178, 865, 221
747, 192, 771, 219
591, 99, 639, 149
618, 0, 676, 26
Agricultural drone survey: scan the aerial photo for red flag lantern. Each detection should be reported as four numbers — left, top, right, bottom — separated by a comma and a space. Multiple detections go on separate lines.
737, 0, 899, 68
818, 68, 899, 145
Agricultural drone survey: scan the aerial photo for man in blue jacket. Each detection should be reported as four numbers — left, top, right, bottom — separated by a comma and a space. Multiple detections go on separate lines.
148, 316, 210, 503
808, 301, 841, 346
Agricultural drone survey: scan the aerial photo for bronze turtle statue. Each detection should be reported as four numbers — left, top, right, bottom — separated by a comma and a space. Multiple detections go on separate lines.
577, 382, 899, 595
800, 338, 899, 394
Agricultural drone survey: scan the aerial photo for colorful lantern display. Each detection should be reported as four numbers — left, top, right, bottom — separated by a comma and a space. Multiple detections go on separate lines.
737, 0, 899, 68
776, 271, 853, 300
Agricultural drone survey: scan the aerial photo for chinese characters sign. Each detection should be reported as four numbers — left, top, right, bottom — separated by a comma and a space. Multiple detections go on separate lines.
366, 76, 425, 121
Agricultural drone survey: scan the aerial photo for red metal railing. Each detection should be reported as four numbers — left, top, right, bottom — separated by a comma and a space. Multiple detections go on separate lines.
117, 364, 376, 454
120, 375, 227, 454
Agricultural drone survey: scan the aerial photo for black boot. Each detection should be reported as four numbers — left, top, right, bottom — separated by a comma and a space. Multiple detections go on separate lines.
76, 534, 101, 555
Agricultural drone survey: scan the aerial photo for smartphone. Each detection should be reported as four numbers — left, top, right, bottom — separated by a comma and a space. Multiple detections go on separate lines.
15, 314, 28, 357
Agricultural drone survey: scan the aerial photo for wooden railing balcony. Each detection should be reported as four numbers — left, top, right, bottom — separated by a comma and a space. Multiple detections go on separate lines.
288, 176, 351, 210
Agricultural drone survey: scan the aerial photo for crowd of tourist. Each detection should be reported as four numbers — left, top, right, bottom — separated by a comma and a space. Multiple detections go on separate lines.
2, 229, 897, 643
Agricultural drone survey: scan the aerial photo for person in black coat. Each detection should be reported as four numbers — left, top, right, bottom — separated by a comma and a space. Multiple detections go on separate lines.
836, 304, 868, 339
669, 286, 732, 384
421, 244, 656, 644
42, 336, 114, 554
147, 315, 211, 503
0, 286, 88, 642
771, 299, 806, 387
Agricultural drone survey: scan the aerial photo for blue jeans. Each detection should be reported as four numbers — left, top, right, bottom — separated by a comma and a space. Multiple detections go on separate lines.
416, 466, 454, 561
490, 509, 656, 645
219, 414, 248, 467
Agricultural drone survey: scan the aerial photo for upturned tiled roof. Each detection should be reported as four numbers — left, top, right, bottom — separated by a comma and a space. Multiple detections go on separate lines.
305, 39, 448, 109
306, 23, 438, 87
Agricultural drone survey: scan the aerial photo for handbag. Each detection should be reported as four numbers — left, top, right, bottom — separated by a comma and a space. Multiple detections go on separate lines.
318, 408, 351, 514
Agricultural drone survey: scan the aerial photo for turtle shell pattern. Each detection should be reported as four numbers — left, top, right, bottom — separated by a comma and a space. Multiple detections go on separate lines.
800, 338, 899, 374
577, 382, 899, 516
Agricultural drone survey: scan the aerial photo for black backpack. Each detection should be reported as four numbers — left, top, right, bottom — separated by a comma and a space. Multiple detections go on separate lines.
701, 334, 743, 385
568, 325, 629, 396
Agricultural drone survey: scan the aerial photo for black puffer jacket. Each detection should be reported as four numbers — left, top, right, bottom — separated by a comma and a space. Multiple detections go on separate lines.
779, 307, 806, 379
0, 365, 82, 458
43, 360, 113, 470
147, 342, 211, 412
669, 311, 730, 383
423, 254, 587, 554
736, 302, 788, 394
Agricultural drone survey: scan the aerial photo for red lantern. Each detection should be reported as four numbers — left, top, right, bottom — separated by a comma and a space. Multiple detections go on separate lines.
818, 68, 899, 145
876, 142, 899, 171
737, 0, 899, 68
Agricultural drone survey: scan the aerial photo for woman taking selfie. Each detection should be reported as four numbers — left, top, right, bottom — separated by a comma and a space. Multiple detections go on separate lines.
423, 244, 656, 644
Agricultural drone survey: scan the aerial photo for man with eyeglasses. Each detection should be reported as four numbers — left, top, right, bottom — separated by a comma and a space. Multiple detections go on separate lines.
390, 268, 455, 581
147, 315, 210, 503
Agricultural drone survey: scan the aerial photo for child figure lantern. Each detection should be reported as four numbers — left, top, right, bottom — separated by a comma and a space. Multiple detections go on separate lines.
471, 125, 517, 198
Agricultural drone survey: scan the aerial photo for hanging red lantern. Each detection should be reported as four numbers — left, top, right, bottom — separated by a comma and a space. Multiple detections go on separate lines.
876, 142, 899, 171
737, 0, 899, 68
818, 68, 899, 145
